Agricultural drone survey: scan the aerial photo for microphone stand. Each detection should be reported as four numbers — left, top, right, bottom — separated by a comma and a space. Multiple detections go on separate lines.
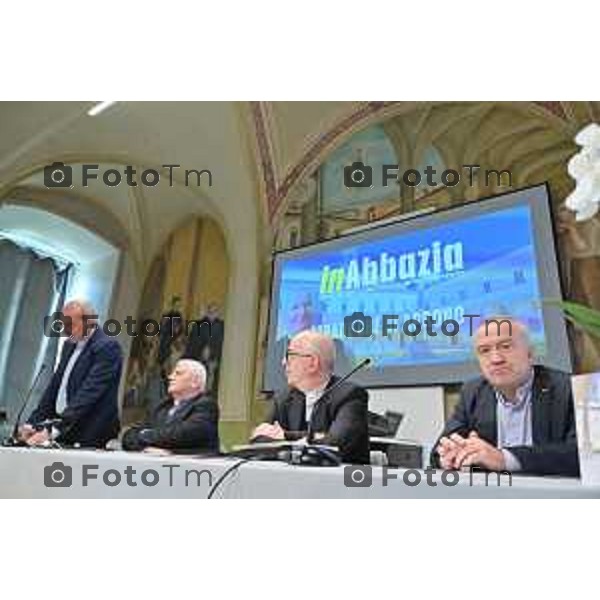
306, 357, 371, 444
35, 418, 63, 449
236, 358, 373, 466
295, 357, 371, 465
3, 364, 47, 447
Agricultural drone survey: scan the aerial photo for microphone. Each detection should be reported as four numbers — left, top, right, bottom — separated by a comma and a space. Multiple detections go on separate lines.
27, 418, 63, 449
306, 357, 372, 443
4, 364, 47, 446
235, 358, 373, 466
37, 418, 62, 429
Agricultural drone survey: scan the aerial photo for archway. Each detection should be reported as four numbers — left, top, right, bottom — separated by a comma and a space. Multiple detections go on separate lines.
122, 216, 230, 425
0, 201, 123, 433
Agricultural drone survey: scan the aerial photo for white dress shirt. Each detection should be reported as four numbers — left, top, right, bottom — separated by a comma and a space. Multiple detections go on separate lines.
303, 382, 328, 424
55, 336, 91, 413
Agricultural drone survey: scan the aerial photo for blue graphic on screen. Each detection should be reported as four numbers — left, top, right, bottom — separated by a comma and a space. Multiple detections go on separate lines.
274, 205, 546, 369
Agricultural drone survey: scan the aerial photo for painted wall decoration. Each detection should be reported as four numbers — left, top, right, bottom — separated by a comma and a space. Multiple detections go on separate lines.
320, 124, 399, 211
122, 217, 229, 423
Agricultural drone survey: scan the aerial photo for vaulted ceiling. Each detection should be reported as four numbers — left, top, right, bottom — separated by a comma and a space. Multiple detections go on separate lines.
249, 101, 600, 226
0, 101, 597, 269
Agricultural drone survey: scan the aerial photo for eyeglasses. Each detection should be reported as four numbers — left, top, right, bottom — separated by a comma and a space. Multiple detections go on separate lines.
284, 349, 314, 361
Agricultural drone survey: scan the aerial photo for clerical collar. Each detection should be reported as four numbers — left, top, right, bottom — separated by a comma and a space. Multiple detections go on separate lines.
298, 378, 330, 397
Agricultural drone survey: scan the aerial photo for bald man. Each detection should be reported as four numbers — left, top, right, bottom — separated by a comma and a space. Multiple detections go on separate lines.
269, 292, 354, 393
252, 331, 369, 464
122, 359, 220, 454
432, 317, 579, 477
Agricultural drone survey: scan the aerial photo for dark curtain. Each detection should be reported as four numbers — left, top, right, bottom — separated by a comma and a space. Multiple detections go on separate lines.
0, 239, 70, 433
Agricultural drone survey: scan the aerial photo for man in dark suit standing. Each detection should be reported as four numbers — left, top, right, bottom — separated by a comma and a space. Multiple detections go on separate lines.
432, 317, 579, 477
251, 330, 369, 464
20, 299, 122, 448
121, 358, 219, 454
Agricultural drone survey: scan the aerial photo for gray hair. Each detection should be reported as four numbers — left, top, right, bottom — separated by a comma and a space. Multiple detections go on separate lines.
177, 359, 207, 390
474, 315, 533, 348
64, 298, 97, 316
292, 330, 336, 374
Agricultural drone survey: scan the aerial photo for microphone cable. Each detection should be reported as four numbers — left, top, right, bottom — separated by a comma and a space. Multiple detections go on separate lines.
207, 457, 251, 499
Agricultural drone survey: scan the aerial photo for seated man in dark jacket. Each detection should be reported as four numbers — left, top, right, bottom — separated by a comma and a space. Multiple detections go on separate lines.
431, 316, 579, 477
251, 330, 369, 464
122, 358, 219, 454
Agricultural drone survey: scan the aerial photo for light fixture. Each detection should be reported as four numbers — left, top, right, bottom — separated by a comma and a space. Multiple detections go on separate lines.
565, 122, 600, 221
87, 101, 117, 116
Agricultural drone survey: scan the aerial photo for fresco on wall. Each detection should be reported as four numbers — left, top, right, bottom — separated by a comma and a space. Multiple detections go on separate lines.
320, 124, 399, 211
122, 217, 229, 423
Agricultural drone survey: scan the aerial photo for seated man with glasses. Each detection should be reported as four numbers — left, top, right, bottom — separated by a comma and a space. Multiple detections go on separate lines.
251, 330, 369, 464
431, 316, 579, 477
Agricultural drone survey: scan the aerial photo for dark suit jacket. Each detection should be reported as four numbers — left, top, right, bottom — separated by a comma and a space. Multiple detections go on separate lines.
28, 327, 122, 448
431, 365, 580, 477
268, 375, 369, 464
121, 392, 220, 454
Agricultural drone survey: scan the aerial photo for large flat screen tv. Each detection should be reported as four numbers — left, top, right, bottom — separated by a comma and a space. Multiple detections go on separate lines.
263, 184, 571, 391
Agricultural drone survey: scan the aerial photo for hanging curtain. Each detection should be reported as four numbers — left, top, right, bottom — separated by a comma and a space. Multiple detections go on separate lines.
0, 238, 71, 431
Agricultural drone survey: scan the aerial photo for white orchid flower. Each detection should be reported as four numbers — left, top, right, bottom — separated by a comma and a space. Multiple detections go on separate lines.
566, 123, 600, 221
568, 150, 594, 179
574, 122, 600, 148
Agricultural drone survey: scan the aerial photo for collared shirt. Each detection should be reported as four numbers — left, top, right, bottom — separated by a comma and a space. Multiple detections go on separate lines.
55, 333, 93, 413
166, 396, 196, 421
303, 383, 329, 424
138, 394, 200, 442
495, 369, 534, 471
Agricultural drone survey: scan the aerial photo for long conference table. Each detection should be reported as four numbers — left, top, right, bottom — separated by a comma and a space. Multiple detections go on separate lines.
1, 447, 600, 498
